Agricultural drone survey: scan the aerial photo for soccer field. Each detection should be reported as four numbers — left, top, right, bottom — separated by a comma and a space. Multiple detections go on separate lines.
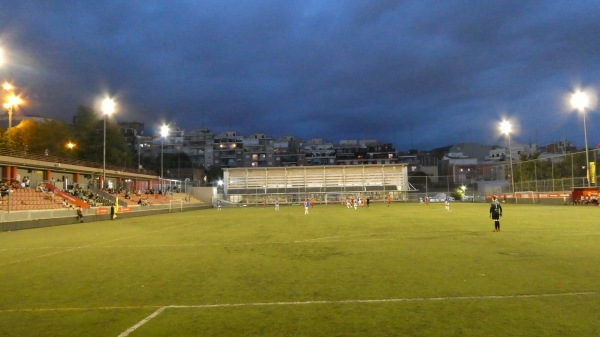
0, 203, 599, 336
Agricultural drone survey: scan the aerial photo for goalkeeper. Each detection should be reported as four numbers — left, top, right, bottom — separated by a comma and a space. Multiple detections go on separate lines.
489, 195, 503, 232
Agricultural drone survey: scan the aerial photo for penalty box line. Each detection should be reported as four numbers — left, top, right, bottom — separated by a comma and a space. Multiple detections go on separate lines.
118, 291, 599, 336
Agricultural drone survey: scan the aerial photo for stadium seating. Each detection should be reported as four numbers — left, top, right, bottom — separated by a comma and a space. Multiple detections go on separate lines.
0, 188, 64, 211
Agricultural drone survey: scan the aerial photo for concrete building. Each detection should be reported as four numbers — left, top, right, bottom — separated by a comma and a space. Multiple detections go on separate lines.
335, 140, 398, 165
243, 133, 274, 167
213, 131, 244, 168
273, 136, 306, 167
183, 128, 214, 169
304, 138, 336, 165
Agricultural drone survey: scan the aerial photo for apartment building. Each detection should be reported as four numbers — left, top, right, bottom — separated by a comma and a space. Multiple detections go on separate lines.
335, 140, 398, 165
242, 133, 274, 167
303, 138, 336, 165
273, 136, 306, 167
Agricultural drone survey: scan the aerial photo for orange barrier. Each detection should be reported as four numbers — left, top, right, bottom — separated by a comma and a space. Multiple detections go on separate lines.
43, 183, 90, 209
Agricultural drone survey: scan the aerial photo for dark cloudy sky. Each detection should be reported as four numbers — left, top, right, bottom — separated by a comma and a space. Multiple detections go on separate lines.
1, 1, 599, 151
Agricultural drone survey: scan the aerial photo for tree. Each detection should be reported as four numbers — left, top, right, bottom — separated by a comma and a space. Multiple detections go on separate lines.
451, 188, 464, 201
72, 105, 132, 167
205, 165, 223, 184
105, 122, 132, 168
4, 120, 74, 156
72, 105, 99, 158
161, 151, 194, 179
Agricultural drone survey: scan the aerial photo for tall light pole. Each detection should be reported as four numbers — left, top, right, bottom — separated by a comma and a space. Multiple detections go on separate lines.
500, 120, 516, 202
102, 97, 116, 189
138, 144, 143, 171
137, 135, 144, 171
160, 125, 169, 193
571, 91, 591, 186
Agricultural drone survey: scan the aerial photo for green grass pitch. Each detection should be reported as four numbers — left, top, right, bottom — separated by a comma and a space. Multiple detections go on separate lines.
0, 202, 599, 336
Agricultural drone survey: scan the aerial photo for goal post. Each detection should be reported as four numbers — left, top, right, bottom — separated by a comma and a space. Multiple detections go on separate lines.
169, 199, 183, 212
514, 191, 537, 204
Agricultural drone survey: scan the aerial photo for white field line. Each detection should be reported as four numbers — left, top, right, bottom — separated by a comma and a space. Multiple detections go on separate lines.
116, 291, 600, 337
117, 306, 167, 337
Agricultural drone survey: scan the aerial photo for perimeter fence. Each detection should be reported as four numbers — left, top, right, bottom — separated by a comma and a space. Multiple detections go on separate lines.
408, 149, 597, 203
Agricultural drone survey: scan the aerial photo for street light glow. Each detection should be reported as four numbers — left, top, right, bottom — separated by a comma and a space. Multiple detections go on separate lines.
102, 97, 116, 115
3, 82, 13, 91
499, 120, 512, 135
571, 91, 589, 112
160, 124, 169, 138
6, 94, 22, 106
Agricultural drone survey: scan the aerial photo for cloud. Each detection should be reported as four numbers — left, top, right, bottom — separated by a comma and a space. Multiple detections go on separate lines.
1, 0, 599, 151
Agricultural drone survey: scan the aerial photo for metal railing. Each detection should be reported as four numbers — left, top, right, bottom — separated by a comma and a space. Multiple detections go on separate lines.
0, 146, 146, 175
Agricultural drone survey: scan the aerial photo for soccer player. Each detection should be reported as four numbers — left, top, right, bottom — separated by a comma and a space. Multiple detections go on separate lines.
304, 199, 309, 215
386, 195, 391, 207
275, 199, 279, 211
489, 195, 503, 231
217, 200, 222, 211
445, 196, 451, 211
76, 206, 84, 223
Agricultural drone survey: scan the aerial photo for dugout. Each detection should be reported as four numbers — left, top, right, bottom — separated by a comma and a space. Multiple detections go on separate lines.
222, 164, 413, 206
571, 187, 599, 204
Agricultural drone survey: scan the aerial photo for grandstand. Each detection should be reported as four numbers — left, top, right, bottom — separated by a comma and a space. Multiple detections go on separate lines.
0, 144, 216, 231
223, 164, 413, 205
